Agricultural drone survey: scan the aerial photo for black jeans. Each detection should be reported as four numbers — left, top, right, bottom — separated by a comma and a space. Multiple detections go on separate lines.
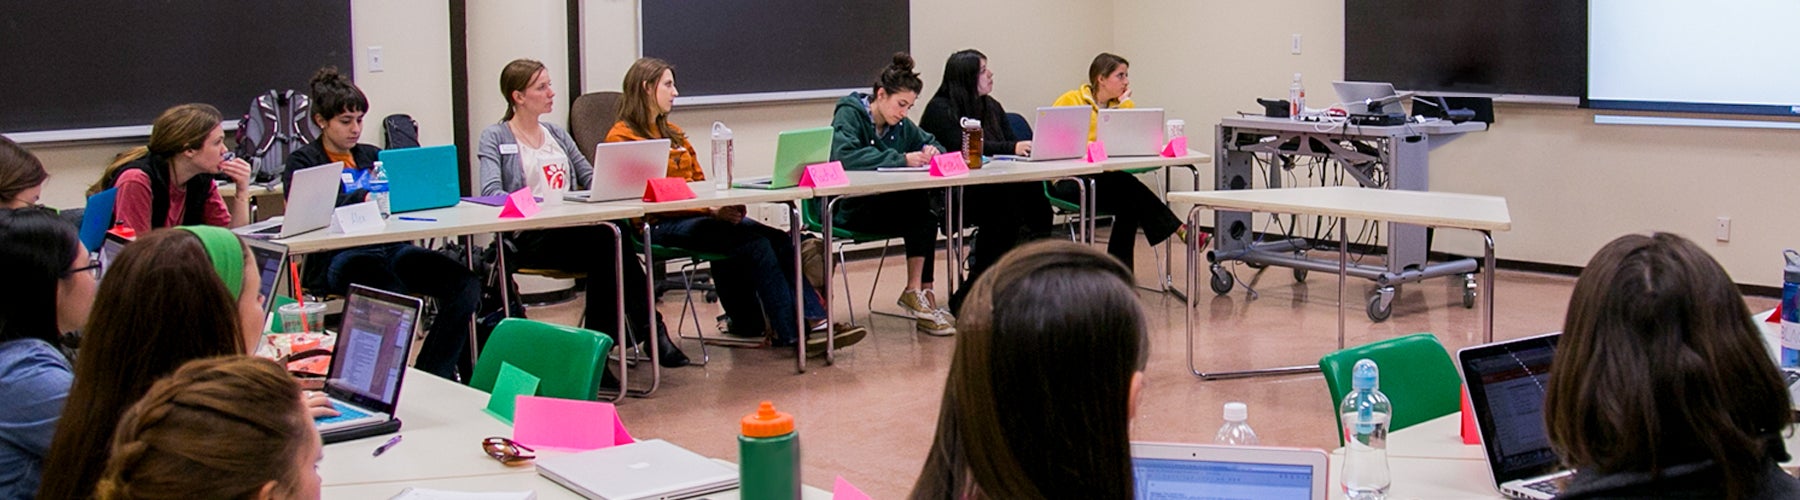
1051, 171, 1182, 267
650, 215, 826, 344
324, 243, 481, 381
833, 189, 940, 283
948, 181, 1054, 312
508, 226, 667, 347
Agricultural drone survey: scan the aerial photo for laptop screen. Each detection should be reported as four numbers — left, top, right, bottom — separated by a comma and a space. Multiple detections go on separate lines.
1132, 458, 1316, 499
326, 286, 419, 407
246, 240, 286, 314
1461, 333, 1561, 482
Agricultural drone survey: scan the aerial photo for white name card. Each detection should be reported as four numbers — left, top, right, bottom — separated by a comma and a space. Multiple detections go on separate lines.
329, 201, 387, 234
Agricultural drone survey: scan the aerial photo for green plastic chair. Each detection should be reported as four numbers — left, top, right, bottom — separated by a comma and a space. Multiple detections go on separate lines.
470, 318, 616, 401
1318, 333, 1462, 445
801, 198, 907, 321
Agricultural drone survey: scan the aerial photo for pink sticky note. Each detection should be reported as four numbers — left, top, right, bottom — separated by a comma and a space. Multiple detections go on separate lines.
498, 187, 541, 219
798, 161, 850, 187
1160, 136, 1188, 158
512, 396, 636, 451
1085, 140, 1109, 163
928, 152, 969, 177
642, 177, 697, 202
832, 476, 872, 500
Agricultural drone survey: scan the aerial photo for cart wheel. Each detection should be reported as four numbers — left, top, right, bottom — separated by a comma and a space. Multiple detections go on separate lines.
1210, 267, 1236, 295
1291, 250, 1308, 282
1462, 274, 1477, 309
1367, 289, 1394, 322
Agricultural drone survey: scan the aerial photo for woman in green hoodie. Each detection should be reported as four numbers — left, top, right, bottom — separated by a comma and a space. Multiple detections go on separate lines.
827, 53, 956, 336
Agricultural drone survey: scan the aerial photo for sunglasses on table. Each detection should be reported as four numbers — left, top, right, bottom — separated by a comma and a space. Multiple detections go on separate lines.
482, 437, 536, 466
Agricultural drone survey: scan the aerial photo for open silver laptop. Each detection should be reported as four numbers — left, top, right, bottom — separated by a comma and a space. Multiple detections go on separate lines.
997, 106, 1088, 162
1097, 108, 1166, 157
1460, 332, 1571, 499
236, 162, 341, 239
314, 284, 422, 444
566, 139, 671, 202
1333, 81, 1411, 115
536, 439, 738, 500
1131, 441, 1330, 499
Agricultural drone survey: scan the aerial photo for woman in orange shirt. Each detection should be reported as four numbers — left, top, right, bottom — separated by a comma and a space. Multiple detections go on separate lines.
604, 58, 863, 354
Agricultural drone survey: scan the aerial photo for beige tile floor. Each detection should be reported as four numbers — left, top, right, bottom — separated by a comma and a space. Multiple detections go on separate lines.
517, 234, 1777, 499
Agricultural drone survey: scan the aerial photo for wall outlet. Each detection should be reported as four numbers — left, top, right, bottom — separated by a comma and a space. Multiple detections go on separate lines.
1716, 216, 1731, 241
369, 46, 384, 73
1291, 34, 1302, 55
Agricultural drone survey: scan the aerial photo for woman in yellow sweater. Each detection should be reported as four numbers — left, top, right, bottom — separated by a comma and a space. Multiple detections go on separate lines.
1051, 53, 1187, 268
604, 58, 863, 354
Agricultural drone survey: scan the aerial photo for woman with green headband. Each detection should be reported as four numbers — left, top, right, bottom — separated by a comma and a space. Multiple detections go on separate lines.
37, 226, 333, 500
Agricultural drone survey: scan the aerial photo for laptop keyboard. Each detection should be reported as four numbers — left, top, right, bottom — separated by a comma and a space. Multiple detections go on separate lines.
315, 401, 371, 425
1521, 477, 1561, 495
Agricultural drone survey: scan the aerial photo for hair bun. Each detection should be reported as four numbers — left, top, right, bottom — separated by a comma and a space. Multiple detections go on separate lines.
890, 52, 915, 72
310, 66, 349, 88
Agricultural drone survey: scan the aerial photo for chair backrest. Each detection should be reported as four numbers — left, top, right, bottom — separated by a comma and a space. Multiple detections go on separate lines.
569, 91, 624, 166
1005, 112, 1033, 141
79, 188, 118, 251
1318, 333, 1461, 445
470, 318, 616, 401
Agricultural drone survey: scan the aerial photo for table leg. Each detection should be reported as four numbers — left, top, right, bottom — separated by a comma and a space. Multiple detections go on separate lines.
942, 187, 957, 299
495, 233, 513, 320
812, 196, 845, 373
602, 222, 628, 402
462, 235, 480, 369
637, 221, 660, 395
1185, 203, 1322, 380
1482, 230, 1496, 343
788, 201, 810, 369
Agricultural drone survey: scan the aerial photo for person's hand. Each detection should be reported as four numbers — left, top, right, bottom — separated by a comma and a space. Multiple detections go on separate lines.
921, 145, 941, 156
904, 152, 930, 167
303, 390, 340, 418
220, 157, 253, 187
713, 205, 747, 224
1119, 89, 1133, 103
1015, 141, 1033, 156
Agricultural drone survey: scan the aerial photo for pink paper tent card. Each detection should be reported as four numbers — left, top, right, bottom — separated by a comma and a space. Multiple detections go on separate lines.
1085, 140, 1109, 163
498, 187, 540, 219
799, 161, 849, 187
928, 152, 969, 177
512, 396, 636, 452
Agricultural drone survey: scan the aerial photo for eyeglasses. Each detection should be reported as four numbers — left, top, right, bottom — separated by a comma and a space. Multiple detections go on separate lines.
482, 437, 536, 466
64, 263, 100, 279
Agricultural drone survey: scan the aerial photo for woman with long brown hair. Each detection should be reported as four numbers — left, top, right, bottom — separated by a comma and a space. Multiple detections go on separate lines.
1546, 232, 1799, 499
0, 208, 93, 498
91, 104, 253, 233
910, 240, 1149, 499
0, 136, 48, 209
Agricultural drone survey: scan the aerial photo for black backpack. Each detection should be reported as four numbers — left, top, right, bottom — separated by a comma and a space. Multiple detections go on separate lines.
382, 114, 420, 150
233, 90, 319, 184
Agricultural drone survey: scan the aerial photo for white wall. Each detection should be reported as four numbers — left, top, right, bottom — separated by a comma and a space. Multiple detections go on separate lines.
466, 0, 572, 172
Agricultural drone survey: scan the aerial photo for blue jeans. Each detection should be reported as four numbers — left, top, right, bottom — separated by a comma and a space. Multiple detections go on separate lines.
325, 243, 481, 381
651, 214, 825, 344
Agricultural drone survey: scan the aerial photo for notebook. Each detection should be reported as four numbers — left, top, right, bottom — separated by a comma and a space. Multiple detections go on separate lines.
381, 144, 462, 213
535, 439, 738, 500
1096, 108, 1166, 157
565, 139, 670, 203
732, 126, 832, 190
314, 284, 423, 444
994, 106, 1087, 162
1459, 332, 1569, 499
1131, 441, 1329, 500
235, 162, 341, 239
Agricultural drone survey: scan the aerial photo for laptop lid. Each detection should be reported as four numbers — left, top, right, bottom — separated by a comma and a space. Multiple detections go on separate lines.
323, 284, 422, 417
1131, 441, 1329, 500
1459, 332, 1563, 487
536, 439, 738, 500
96, 230, 131, 282
1096, 108, 1166, 157
1030, 106, 1089, 161
768, 126, 833, 188
280, 162, 344, 238
380, 145, 461, 213
1333, 81, 1405, 115
577, 139, 670, 202
244, 238, 288, 315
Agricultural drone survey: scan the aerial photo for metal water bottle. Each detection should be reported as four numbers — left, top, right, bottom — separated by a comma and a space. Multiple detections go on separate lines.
1782, 250, 1800, 367
711, 121, 734, 191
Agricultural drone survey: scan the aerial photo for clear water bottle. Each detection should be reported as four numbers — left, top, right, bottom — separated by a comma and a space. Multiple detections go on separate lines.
711, 121, 733, 191
1289, 73, 1306, 119
369, 160, 390, 218
1782, 250, 1800, 367
1214, 402, 1260, 445
960, 117, 983, 169
1340, 359, 1391, 500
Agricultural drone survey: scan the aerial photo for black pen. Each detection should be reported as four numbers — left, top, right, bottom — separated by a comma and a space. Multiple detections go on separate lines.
373, 435, 403, 456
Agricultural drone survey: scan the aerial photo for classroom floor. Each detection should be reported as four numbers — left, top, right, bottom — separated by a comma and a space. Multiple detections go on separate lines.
518, 230, 1777, 499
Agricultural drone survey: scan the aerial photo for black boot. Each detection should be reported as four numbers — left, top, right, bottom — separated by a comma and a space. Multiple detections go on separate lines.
653, 323, 690, 368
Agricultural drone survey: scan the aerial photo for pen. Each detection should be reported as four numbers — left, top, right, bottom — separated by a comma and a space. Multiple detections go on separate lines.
397, 216, 437, 222
373, 435, 403, 456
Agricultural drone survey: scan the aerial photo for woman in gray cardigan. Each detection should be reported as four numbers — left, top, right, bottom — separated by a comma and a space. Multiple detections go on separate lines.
477, 58, 687, 368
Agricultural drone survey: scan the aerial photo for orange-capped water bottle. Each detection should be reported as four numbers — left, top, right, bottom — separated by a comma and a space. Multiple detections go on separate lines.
739, 401, 799, 500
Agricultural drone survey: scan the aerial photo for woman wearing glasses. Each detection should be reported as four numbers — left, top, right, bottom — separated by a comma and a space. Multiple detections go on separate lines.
0, 208, 94, 498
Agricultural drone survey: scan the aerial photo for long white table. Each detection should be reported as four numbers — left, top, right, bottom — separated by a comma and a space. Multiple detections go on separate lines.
1171, 187, 1511, 380
323, 370, 832, 498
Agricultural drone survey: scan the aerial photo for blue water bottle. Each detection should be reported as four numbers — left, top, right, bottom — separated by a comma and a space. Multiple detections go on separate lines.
1781, 250, 1800, 368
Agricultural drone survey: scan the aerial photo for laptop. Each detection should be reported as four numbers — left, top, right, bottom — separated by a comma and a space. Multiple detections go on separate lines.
565, 139, 671, 202
235, 162, 342, 239
996, 106, 1088, 162
244, 238, 288, 315
380, 144, 461, 213
1459, 332, 1569, 499
1131, 441, 1330, 500
732, 126, 832, 190
313, 284, 423, 444
536, 439, 738, 500
1096, 108, 1166, 157
1333, 81, 1411, 115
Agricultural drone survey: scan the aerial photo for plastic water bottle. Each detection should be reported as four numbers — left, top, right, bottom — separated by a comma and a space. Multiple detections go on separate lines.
369, 160, 390, 218
1215, 402, 1260, 445
1782, 250, 1800, 367
1340, 359, 1391, 499
739, 401, 799, 500
960, 117, 983, 169
1289, 73, 1306, 119
711, 122, 734, 191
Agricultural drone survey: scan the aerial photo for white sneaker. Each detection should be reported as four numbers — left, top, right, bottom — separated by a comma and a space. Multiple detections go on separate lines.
917, 310, 956, 336
897, 289, 937, 320
922, 289, 955, 324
